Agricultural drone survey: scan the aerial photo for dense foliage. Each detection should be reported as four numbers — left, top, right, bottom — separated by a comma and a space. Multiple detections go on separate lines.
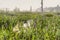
0, 11, 60, 40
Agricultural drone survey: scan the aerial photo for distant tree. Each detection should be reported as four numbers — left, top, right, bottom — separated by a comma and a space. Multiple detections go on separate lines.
30, 6, 32, 12
14, 7, 20, 13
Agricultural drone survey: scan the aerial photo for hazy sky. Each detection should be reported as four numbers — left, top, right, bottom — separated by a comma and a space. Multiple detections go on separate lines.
0, 0, 60, 11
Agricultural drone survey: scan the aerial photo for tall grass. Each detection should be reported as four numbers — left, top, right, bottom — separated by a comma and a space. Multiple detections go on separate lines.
0, 12, 60, 40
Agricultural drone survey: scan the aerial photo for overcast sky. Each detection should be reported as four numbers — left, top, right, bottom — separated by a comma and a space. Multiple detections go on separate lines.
0, 0, 60, 11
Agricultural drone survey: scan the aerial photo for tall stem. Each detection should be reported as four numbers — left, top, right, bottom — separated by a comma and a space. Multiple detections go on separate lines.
41, 0, 43, 13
